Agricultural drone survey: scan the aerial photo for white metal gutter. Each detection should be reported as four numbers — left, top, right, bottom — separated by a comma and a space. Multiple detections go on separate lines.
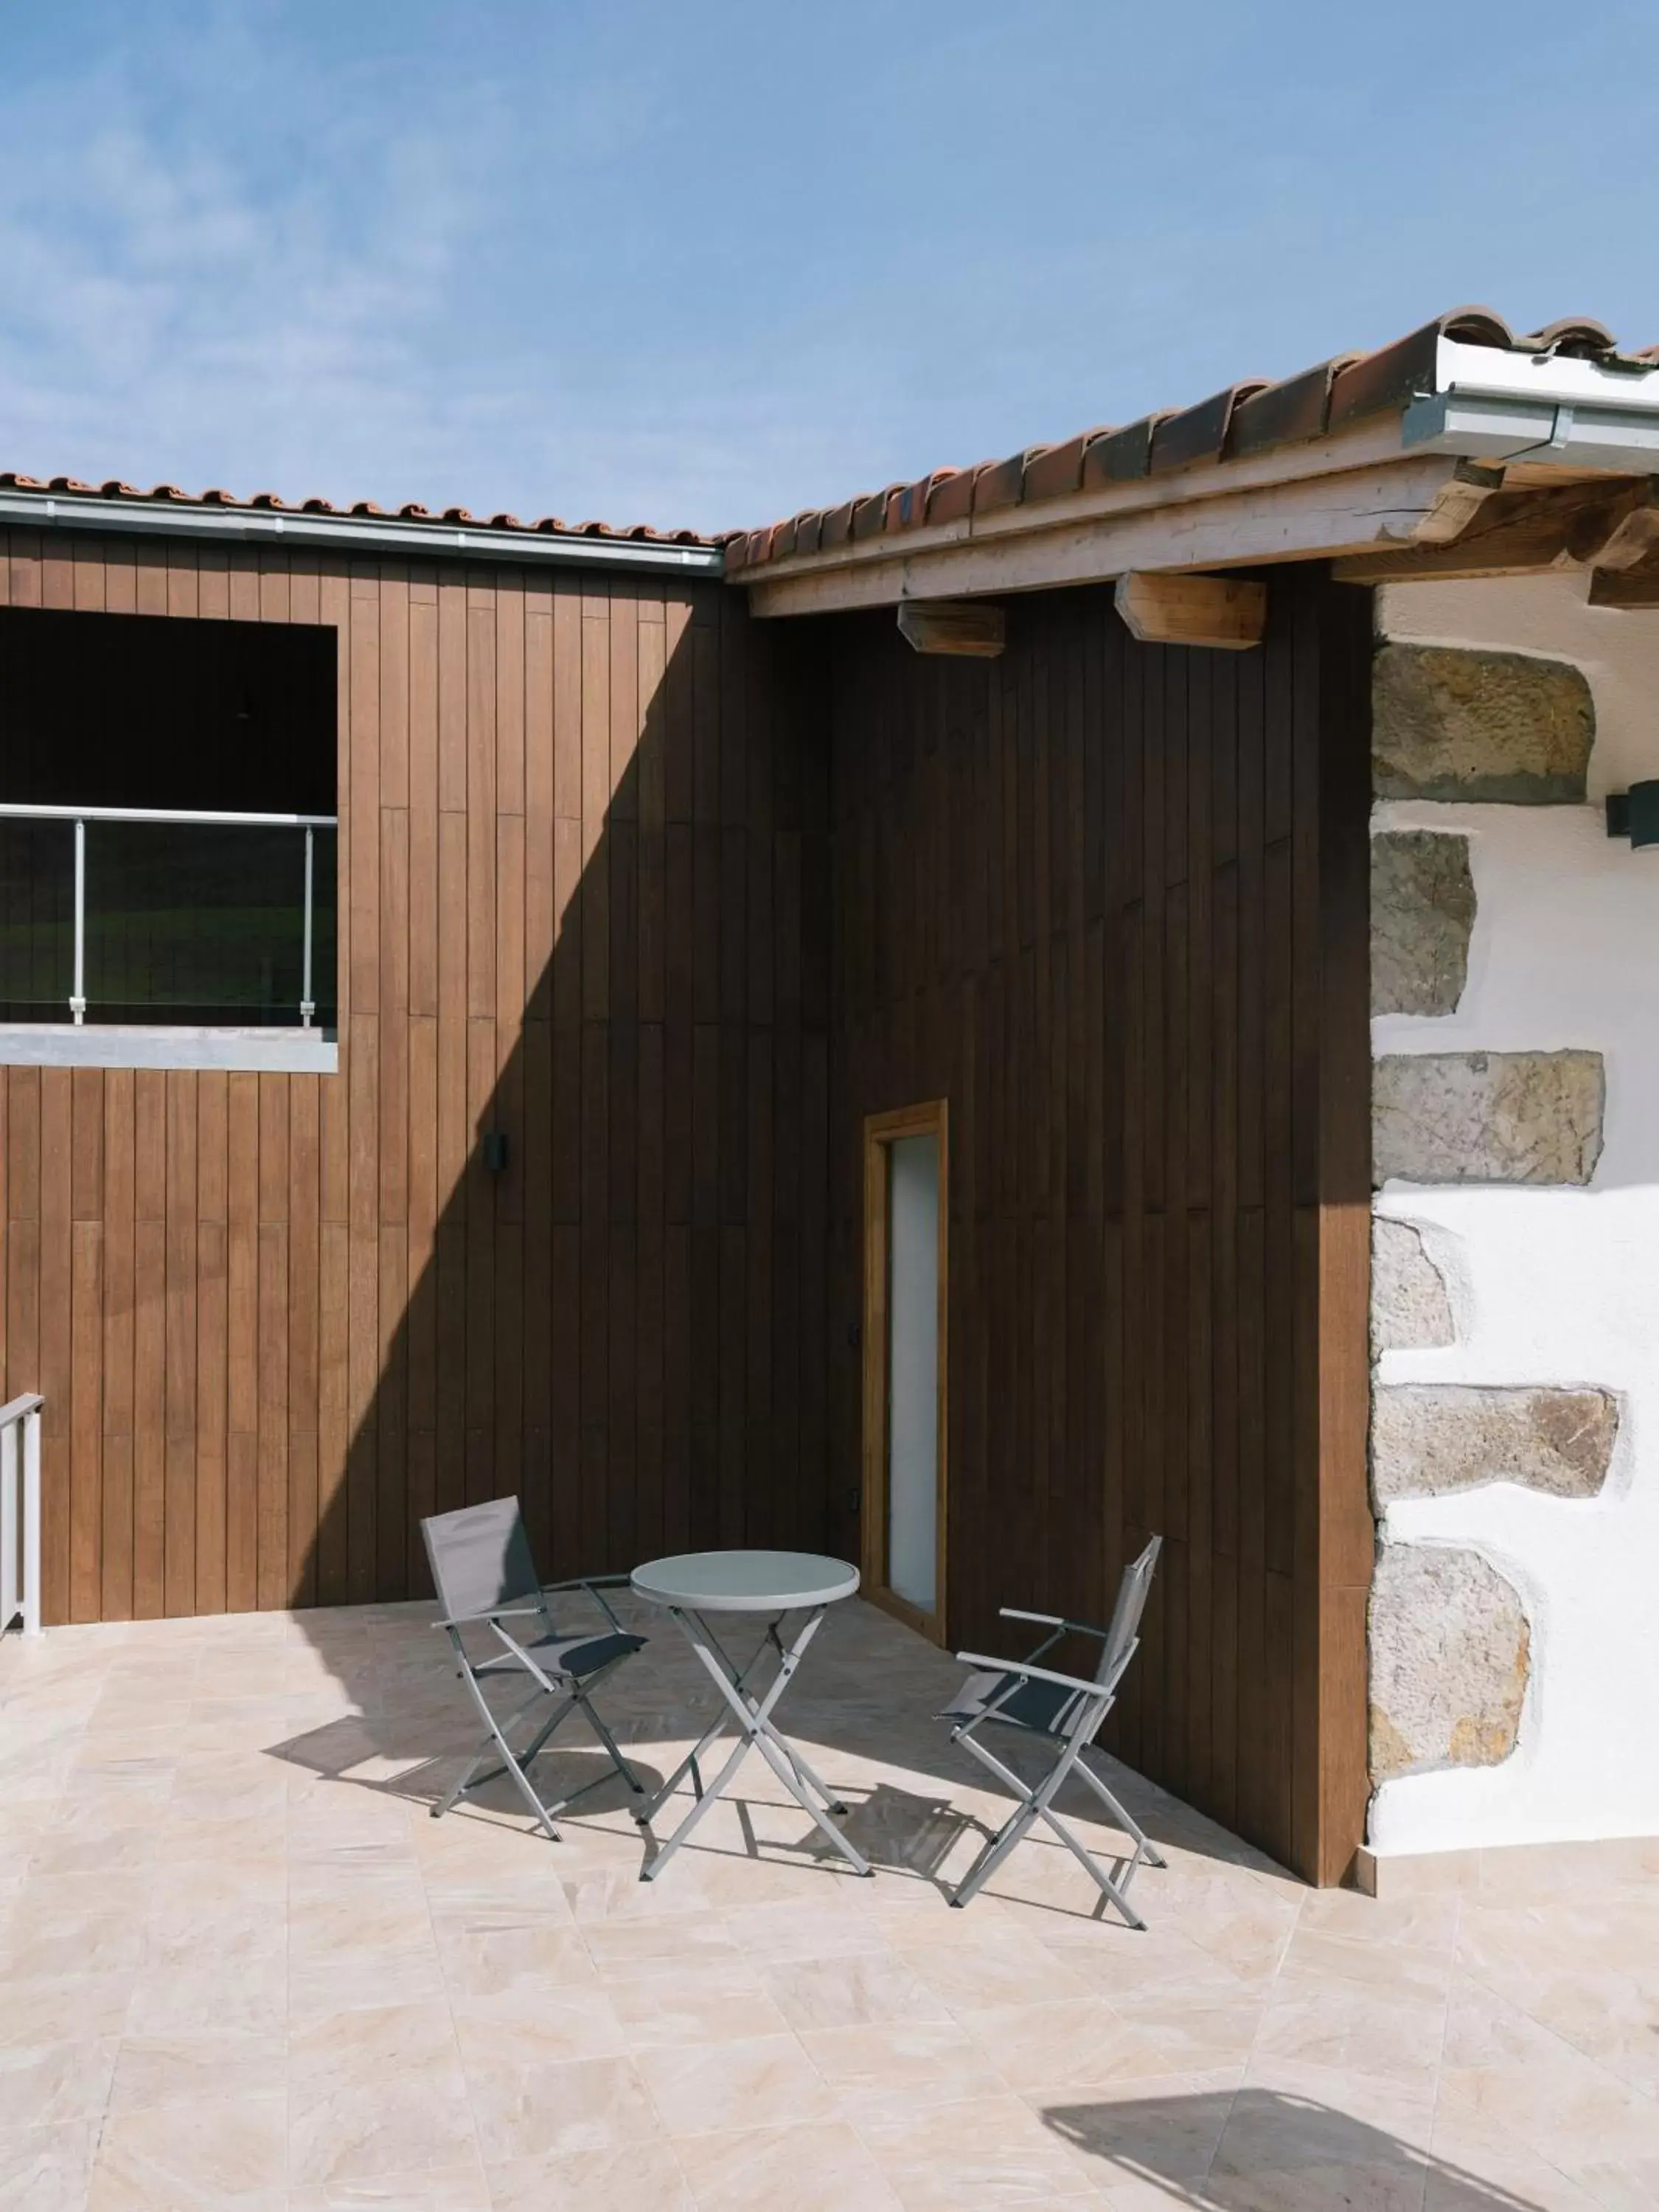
0, 489, 724, 576
1405, 338, 1659, 474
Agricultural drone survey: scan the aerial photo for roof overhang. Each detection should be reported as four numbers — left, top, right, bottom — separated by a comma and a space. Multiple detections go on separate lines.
0, 487, 723, 577
737, 338, 1659, 619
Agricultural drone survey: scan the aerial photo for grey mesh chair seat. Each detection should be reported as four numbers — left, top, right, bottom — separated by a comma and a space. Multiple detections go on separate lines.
471, 1629, 643, 1682
941, 1535, 1165, 1927
421, 1495, 650, 1843
943, 1668, 1092, 1739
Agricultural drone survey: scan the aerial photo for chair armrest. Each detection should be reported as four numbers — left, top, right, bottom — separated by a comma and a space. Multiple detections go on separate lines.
955, 1652, 1103, 1699
1001, 1606, 1109, 1639
542, 1575, 627, 1632
432, 1604, 542, 1632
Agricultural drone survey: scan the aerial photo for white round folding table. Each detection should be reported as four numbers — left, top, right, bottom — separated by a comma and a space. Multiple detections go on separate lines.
629, 1548, 870, 1882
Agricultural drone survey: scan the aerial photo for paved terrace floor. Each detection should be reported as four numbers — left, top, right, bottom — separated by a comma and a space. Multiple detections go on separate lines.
1, 1595, 1657, 2211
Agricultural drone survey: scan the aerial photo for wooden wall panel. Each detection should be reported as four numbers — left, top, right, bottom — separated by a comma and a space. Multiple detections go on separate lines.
822, 572, 1372, 1885
0, 535, 832, 1632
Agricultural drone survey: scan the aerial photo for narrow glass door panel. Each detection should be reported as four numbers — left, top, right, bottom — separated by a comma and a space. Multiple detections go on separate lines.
862, 1100, 948, 1641
886, 1131, 939, 1613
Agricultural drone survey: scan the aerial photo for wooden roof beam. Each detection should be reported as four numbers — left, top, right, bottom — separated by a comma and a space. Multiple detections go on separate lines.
897, 599, 1006, 656
748, 453, 1487, 618
1332, 476, 1658, 585
1115, 571, 1266, 650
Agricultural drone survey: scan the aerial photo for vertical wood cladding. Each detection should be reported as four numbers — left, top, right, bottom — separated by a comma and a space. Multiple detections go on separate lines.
1, 526, 1371, 1886
0, 532, 830, 1628
824, 571, 1373, 1885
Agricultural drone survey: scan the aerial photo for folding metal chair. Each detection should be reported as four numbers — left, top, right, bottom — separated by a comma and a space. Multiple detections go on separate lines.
940, 1534, 1165, 1925
421, 1496, 649, 1842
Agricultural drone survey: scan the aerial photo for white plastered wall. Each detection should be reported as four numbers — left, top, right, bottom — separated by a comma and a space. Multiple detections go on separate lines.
1371, 571, 1659, 1856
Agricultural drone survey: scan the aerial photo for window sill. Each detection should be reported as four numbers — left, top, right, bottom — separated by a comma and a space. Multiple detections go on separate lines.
0, 1025, 338, 1074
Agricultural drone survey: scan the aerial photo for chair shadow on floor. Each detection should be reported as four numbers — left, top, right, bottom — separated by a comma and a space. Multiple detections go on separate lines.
1043, 2090, 1550, 2211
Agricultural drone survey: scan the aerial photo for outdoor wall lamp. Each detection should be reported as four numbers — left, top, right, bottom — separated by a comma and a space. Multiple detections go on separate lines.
481, 1131, 509, 1172
1606, 785, 1659, 848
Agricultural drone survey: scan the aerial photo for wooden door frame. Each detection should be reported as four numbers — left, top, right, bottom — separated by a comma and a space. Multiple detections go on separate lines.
861, 1099, 949, 1644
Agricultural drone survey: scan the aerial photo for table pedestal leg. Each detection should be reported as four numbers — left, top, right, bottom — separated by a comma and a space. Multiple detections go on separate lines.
641, 1605, 871, 1882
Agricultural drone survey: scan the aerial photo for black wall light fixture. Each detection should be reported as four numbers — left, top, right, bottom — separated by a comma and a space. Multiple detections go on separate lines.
1606, 784, 1659, 848
481, 1131, 509, 1173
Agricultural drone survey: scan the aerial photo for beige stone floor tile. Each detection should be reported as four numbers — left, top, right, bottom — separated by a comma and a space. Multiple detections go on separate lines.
899, 1927, 1094, 2017
1436, 2057, 1659, 2166
0, 2038, 119, 2133
1026, 2071, 1236, 2192
582, 1911, 742, 1979
0, 2118, 95, 2212
484, 2140, 695, 2211
288, 2001, 476, 2185
14, 1602, 1659, 2212
637, 2031, 835, 2138
719, 1893, 892, 1966
608, 1958, 793, 2049
1250, 1980, 1448, 2092
288, 2160, 493, 2210
125, 1952, 289, 2037
1426, 2115, 1612, 2211
675, 2119, 902, 2211
24, 1824, 160, 1879
451, 1984, 625, 2071
1296, 1887, 1461, 1951
432, 1905, 597, 1997
0, 1905, 145, 1987
88, 2091, 287, 2210
0, 1973, 134, 2049
462, 2048, 661, 2166
762, 1949, 951, 2033
860, 2090, 1099, 2205
956, 1997, 1158, 2091
108, 2029, 285, 2113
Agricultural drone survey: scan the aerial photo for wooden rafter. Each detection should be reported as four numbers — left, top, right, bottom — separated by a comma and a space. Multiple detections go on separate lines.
1332, 476, 1659, 585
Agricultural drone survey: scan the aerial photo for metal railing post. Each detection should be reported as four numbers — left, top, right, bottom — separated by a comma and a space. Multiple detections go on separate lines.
22, 1406, 41, 1636
70, 817, 86, 1024
0, 1419, 15, 1635
300, 824, 315, 1029
0, 1394, 44, 1638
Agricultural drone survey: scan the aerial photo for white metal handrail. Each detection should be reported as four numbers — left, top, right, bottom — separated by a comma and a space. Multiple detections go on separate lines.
0, 1393, 43, 1638
0, 801, 338, 1029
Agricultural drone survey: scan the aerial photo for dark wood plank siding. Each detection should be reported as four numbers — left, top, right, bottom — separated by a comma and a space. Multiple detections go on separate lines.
0, 535, 831, 1618
823, 571, 1372, 1885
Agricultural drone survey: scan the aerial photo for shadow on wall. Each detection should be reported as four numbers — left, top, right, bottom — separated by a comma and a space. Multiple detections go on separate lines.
1043, 2088, 1548, 2208
293, 583, 834, 1618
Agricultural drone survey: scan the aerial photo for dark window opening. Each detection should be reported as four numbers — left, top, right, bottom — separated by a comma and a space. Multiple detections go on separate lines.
0, 605, 337, 1029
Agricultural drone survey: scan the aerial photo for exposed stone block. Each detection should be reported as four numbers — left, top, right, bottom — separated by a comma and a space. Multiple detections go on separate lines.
1371, 832, 1474, 1017
1373, 1050, 1604, 1186
1371, 1218, 1455, 1355
1372, 1384, 1617, 1505
1369, 1543, 1529, 1782
1373, 644, 1593, 802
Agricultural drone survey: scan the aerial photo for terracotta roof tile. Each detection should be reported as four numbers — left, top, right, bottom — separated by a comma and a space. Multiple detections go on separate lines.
1022, 431, 1105, 505
1080, 417, 1164, 489
724, 305, 1650, 575
0, 473, 710, 546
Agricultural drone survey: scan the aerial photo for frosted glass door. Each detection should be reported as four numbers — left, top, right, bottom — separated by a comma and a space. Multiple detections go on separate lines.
886, 1131, 939, 1613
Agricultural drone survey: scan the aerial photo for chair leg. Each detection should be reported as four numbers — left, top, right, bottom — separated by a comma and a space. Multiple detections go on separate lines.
945, 1721, 1154, 1927
1069, 1753, 1168, 1871
949, 1795, 1042, 1909
572, 1686, 650, 1808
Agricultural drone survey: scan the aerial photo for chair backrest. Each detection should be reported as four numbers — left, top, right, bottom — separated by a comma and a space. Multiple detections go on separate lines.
422, 1496, 541, 1624
1094, 1534, 1162, 1688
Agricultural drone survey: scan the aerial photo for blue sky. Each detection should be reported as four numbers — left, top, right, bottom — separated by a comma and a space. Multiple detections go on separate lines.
4, 1, 1658, 534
